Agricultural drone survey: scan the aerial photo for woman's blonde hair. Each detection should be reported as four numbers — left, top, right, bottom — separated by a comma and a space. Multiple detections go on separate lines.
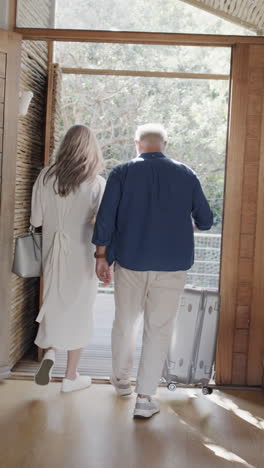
44, 125, 104, 197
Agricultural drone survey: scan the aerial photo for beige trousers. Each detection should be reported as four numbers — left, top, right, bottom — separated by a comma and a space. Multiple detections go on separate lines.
112, 264, 187, 395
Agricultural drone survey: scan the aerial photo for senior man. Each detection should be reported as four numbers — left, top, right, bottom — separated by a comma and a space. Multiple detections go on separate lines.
92, 123, 213, 419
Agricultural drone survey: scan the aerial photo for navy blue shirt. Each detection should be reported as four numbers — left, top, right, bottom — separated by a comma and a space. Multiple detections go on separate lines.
92, 152, 213, 271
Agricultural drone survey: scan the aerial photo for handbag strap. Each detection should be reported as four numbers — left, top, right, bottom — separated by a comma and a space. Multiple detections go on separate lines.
29, 225, 41, 260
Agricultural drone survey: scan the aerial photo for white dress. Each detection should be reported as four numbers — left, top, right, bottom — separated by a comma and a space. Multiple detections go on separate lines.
31, 168, 106, 350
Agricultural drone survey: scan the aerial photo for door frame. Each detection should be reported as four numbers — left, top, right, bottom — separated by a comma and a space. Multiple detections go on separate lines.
13, 25, 264, 386
41, 36, 235, 383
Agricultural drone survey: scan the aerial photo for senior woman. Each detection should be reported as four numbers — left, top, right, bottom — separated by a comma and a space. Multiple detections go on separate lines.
31, 125, 105, 392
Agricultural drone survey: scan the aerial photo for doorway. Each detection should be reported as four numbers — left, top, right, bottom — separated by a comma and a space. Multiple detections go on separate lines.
6, 0, 264, 387
13, 41, 231, 380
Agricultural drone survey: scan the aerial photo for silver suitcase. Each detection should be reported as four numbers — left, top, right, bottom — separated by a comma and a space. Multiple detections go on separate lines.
163, 287, 220, 395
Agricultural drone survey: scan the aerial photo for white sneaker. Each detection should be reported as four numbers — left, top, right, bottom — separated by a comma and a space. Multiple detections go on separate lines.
133, 396, 160, 419
110, 375, 133, 396
61, 372, 92, 393
34, 349, 55, 386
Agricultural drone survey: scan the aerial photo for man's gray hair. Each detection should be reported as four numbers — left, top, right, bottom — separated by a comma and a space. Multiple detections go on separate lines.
135, 123, 168, 141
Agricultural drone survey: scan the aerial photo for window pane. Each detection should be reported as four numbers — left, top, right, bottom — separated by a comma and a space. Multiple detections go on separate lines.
60, 73, 229, 235
55, 42, 231, 75
17, 0, 255, 35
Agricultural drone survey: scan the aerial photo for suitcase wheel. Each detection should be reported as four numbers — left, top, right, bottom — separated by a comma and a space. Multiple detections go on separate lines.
167, 383, 177, 392
202, 386, 213, 395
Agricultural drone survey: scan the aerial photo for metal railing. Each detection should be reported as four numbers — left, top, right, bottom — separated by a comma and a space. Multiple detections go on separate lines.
98, 233, 221, 292
187, 233, 221, 289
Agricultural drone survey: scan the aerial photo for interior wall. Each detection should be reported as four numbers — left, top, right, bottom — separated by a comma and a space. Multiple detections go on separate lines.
0, 30, 21, 380
246, 46, 264, 386
8, 2, 53, 367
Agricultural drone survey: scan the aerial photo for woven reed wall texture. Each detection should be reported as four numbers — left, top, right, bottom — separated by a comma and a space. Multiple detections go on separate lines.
17, 0, 55, 28
9, 2, 53, 367
183, 0, 264, 32
49, 64, 62, 163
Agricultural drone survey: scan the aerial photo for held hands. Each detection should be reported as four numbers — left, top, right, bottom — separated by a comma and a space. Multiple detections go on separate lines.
96, 258, 112, 287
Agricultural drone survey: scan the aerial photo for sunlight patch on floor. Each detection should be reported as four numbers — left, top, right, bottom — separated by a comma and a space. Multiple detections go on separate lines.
209, 393, 264, 430
204, 443, 255, 467
176, 411, 256, 468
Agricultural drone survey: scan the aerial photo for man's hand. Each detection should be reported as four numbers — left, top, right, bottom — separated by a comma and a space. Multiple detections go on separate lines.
96, 258, 112, 286
193, 224, 200, 233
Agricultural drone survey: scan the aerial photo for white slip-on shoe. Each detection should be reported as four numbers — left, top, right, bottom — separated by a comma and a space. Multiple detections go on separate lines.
34, 349, 55, 386
61, 372, 92, 393
133, 397, 160, 419
110, 375, 133, 396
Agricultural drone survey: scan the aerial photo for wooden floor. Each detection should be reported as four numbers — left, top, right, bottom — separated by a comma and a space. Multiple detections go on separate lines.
0, 381, 263, 468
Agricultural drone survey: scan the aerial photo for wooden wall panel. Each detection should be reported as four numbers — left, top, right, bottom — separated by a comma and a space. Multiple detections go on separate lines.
233, 329, 249, 353
216, 44, 250, 385
231, 353, 247, 385
247, 47, 264, 385
245, 138, 260, 162
235, 305, 250, 329
216, 44, 264, 386
240, 234, 254, 258
237, 282, 252, 306
247, 94, 262, 115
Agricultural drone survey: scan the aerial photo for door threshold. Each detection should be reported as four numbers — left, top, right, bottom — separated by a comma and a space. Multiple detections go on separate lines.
7, 372, 263, 391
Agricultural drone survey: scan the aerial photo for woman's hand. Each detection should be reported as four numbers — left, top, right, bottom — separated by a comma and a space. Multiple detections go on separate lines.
96, 258, 112, 286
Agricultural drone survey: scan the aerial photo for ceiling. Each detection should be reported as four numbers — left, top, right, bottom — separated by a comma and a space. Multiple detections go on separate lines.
182, 0, 264, 33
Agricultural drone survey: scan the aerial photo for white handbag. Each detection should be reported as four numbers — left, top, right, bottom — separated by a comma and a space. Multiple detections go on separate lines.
12, 226, 42, 278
